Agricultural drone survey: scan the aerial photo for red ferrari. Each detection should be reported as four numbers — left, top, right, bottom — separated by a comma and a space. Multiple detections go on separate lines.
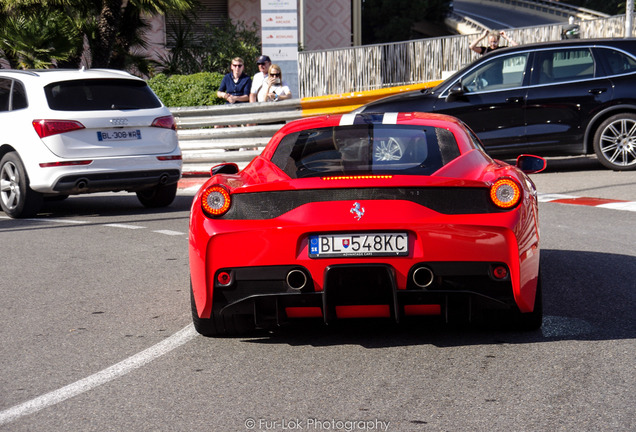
189, 112, 546, 336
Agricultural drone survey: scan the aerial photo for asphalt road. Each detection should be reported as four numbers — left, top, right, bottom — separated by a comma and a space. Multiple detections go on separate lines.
1, 157, 635, 431
453, 0, 569, 30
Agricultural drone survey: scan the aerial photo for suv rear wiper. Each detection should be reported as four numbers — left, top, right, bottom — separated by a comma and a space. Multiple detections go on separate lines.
110, 104, 140, 110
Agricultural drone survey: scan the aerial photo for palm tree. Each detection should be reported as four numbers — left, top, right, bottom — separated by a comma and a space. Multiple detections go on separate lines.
0, 0, 195, 69
0, 8, 82, 68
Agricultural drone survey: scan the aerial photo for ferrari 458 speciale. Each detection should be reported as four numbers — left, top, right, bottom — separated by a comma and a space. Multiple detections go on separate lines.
189, 112, 546, 336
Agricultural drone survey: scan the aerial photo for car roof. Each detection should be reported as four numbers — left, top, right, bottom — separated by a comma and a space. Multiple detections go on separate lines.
483, 37, 636, 57
0, 68, 142, 85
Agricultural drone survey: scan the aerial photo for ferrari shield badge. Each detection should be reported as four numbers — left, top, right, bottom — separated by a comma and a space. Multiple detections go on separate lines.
350, 202, 365, 220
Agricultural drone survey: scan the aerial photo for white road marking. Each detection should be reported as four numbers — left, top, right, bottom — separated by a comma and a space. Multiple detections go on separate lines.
598, 201, 636, 212
153, 229, 185, 236
103, 223, 145, 230
0, 324, 197, 425
537, 193, 636, 212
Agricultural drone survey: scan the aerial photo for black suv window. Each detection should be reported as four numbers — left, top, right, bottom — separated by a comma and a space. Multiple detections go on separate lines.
12, 81, 28, 110
44, 78, 161, 111
535, 48, 595, 85
461, 53, 528, 93
0, 79, 10, 112
599, 48, 636, 75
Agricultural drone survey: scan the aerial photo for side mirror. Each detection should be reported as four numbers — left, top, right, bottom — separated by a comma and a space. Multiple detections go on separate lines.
516, 155, 546, 174
210, 162, 239, 176
445, 82, 465, 102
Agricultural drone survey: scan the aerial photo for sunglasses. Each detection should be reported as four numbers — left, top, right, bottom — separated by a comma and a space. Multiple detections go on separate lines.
257, 63, 268, 66
231, 64, 243, 67
270, 73, 281, 77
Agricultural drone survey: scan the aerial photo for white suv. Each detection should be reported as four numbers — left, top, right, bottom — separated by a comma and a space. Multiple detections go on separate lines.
0, 68, 182, 218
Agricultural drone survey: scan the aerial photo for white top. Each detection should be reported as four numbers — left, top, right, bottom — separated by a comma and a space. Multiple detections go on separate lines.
250, 72, 266, 95
257, 80, 291, 102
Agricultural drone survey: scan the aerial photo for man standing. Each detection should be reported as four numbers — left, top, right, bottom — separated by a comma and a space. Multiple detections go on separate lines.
217, 57, 251, 104
249, 55, 271, 103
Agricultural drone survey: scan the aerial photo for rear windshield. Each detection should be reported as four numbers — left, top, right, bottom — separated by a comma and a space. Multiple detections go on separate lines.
44, 79, 161, 111
271, 124, 460, 178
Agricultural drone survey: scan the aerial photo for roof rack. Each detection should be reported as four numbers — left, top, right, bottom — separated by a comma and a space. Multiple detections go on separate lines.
0, 69, 40, 77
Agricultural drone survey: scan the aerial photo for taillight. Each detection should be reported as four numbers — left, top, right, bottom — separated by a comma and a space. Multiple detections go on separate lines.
151, 115, 176, 130
490, 178, 522, 209
39, 160, 92, 168
201, 185, 231, 217
32, 119, 85, 138
157, 155, 182, 161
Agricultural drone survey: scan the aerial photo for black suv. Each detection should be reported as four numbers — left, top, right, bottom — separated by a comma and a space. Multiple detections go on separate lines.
359, 39, 636, 171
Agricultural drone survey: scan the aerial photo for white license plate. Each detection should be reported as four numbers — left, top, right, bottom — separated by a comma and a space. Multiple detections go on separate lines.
97, 129, 142, 141
309, 233, 409, 258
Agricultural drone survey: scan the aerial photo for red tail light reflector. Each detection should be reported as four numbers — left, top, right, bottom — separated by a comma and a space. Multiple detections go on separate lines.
156, 155, 182, 161
39, 160, 92, 168
217, 271, 232, 286
32, 119, 85, 138
492, 265, 509, 280
151, 115, 176, 130
201, 185, 231, 216
490, 178, 521, 209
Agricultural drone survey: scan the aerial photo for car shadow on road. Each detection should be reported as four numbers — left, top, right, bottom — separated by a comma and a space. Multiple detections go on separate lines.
504, 155, 604, 173
240, 249, 635, 348
34, 193, 195, 218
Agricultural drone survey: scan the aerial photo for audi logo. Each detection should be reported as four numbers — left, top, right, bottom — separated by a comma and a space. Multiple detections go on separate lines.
110, 118, 129, 126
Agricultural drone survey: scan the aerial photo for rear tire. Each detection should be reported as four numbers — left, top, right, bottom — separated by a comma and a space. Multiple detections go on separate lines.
593, 113, 636, 171
190, 281, 255, 337
0, 152, 43, 218
136, 182, 178, 208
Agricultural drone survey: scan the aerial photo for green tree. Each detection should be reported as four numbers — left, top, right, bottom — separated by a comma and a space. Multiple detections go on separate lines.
158, 16, 261, 77
200, 19, 261, 77
0, 0, 195, 69
0, 9, 82, 68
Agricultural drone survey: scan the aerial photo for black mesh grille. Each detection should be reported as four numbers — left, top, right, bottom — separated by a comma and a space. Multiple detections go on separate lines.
221, 187, 507, 220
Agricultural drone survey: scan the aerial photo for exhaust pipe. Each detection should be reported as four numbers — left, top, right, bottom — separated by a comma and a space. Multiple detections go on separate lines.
159, 174, 169, 185
286, 269, 308, 291
76, 178, 88, 190
412, 266, 434, 288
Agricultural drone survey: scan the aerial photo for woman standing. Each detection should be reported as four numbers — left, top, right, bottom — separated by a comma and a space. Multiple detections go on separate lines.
257, 64, 292, 102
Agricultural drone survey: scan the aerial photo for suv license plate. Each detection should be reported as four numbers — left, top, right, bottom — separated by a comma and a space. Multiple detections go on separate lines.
309, 233, 408, 258
97, 129, 142, 141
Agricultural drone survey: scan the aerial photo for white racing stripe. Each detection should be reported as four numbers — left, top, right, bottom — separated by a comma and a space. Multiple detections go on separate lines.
382, 112, 398, 124
339, 113, 357, 125
0, 324, 197, 425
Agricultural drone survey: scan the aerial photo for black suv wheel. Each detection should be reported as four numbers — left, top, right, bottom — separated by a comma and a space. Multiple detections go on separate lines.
593, 113, 636, 171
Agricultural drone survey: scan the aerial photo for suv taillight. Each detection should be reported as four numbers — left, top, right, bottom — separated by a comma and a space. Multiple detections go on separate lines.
32, 119, 85, 138
151, 115, 176, 130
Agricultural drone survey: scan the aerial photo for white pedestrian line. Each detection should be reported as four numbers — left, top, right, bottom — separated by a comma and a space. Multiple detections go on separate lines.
0, 324, 197, 426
